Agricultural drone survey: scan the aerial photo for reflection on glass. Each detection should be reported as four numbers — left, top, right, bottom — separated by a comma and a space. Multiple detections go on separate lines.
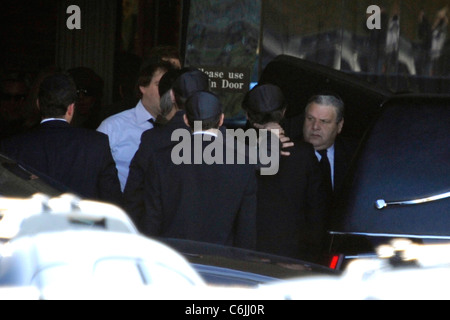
185, 0, 450, 111
184, 0, 261, 119
260, 0, 450, 93
121, 0, 139, 53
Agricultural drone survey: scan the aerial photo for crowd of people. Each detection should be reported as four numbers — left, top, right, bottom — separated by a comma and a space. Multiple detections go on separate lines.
0, 46, 357, 263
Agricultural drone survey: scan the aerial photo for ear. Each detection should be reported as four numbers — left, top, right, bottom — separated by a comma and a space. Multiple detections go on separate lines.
67, 103, 75, 117
183, 114, 190, 128
218, 113, 225, 127
65, 103, 75, 123
337, 118, 344, 134
169, 89, 179, 110
169, 89, 176, 104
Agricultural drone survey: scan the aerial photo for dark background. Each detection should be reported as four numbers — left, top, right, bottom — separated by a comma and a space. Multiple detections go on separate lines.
0, 0, 187, 96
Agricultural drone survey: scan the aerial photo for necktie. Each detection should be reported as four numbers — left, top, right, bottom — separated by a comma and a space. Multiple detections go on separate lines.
318, 149, 333, 196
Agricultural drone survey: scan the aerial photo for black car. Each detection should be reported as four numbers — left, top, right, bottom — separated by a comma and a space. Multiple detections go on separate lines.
328, 94, 450, 268
258, 55, 449, 270
0, 150, 339, 288
160, 238, 340, 287
258, 54, 392, 142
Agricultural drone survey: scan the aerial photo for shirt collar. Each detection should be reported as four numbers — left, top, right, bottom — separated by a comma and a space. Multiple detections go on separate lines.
136, 100, 156, 125
315, 144, 335, 160
40, 118, 68, 124
193, 131, 218, 138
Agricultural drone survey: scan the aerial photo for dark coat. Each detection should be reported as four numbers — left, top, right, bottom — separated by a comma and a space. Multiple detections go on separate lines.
333, 135, 359, 197
124, 110, 188, 225
0, 120, 122, 205
142, 133, 257, 250
256, 138, 328, 261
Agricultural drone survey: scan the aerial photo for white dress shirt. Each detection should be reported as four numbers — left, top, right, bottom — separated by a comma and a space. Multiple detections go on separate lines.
97, 100, 154, 191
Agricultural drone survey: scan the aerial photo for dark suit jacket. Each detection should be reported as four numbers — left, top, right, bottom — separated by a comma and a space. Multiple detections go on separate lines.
0, 120, 122, 205
333, 135, 359, 197
256, 137, 328, 261
142, 133, 257, 250
124, 110, 188, 225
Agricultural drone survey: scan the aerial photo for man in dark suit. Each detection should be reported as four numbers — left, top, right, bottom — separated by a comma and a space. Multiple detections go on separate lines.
123, 68, 209, 225
242, 84, 328, 261
303, 94, 358, 202
0, 73, 122, 206
142, 91, 257, 249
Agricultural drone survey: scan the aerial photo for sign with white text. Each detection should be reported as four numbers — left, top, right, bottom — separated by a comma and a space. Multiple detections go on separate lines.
197, 66, 251, 94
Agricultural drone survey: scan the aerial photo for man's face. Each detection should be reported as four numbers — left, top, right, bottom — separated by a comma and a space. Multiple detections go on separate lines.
139, 68, 166, 116
75, 88, 97, 116
303, 102, 344, 150
0, 80, 27, 121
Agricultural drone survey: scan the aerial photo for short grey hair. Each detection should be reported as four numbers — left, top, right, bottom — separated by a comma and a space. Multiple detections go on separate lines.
306, 94, 345, 123
159, 90, 175, 118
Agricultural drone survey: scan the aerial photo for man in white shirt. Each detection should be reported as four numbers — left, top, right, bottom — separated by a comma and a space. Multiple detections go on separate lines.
97, 61, 171, 190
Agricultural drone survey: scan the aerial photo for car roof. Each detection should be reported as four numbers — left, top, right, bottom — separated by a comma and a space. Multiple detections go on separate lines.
330, 94, 450, 239
0, 194, 138, 240
0, 230, 206, 290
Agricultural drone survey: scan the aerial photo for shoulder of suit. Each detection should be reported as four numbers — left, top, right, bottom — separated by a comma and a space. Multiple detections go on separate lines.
336, 135, 359, 153
288, 138, 316, 156
66, 126, 111, 143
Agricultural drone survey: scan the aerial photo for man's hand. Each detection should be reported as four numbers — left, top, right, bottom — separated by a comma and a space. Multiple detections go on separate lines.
253, 122, 294, 156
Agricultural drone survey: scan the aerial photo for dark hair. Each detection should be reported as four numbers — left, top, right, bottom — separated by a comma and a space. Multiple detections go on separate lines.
148, 45, 181, 62
185, 91, 222, 130
136, 61, 172, 99
38, 73, 77, 118
172, 68, 210, 109
67, 67, 103, 98
306, 94, 345, 123
242, 84, 287, 126
0, 72, 31, 91
186, 114, 222, 131
245, 108, 285, 126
